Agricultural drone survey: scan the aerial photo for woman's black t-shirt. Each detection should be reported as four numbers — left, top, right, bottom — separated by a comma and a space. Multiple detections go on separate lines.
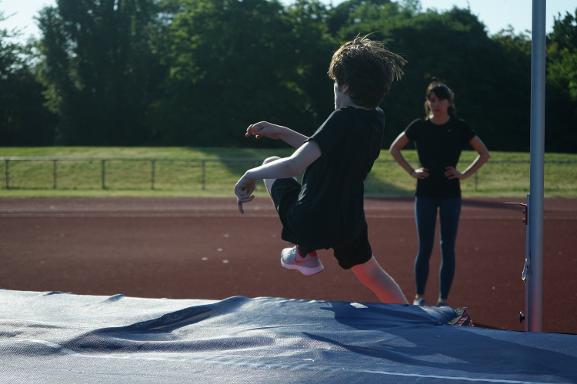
405, 118, 476, 198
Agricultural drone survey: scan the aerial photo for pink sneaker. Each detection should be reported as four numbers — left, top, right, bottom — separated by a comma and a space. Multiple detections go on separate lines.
280, 246, 324, 276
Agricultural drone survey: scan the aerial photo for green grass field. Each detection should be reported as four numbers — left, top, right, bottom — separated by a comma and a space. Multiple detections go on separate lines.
1, 147, 576, 198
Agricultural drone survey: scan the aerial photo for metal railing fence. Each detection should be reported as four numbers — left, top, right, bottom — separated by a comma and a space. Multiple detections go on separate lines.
0, 156, 576, 194
0, 157, 261, 191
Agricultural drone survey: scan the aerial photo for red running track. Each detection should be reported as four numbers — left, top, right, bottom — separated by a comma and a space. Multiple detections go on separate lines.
0, 197, 575, 333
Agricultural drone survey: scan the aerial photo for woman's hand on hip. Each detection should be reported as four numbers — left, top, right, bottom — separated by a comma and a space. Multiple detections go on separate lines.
444, 166, 463, 180
411, 167, 429, 179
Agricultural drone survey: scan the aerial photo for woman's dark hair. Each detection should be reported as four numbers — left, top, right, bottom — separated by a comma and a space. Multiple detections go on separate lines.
424, 81, 457, 118
328, 35, 406, 108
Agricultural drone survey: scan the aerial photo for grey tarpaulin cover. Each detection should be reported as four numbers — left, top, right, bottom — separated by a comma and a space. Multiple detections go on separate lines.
1, 289, 576, 383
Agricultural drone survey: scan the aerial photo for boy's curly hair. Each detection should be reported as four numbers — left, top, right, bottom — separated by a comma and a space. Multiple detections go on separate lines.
328, 35, 406, 108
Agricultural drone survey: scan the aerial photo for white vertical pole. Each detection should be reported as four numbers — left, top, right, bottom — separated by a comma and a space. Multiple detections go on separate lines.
528, 0, 546, 332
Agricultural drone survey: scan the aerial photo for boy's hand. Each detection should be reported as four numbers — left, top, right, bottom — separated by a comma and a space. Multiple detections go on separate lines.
245, 122, 283, 140
234, 175, 256, 214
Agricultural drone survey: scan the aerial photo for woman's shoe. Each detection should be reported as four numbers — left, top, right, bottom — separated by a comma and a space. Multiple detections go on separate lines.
436, 299, 449, 307
412, 297, 425, 306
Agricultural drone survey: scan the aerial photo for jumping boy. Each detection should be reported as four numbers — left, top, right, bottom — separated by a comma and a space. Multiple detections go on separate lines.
234, 36, 408, 304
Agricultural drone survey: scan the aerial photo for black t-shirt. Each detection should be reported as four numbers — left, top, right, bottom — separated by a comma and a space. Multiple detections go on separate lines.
405, 118, 476, 198
288, 106, 384, 249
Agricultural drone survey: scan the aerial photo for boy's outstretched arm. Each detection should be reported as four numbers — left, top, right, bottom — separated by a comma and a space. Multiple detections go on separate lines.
235, 141, 321, 213
245, 121, 308, 149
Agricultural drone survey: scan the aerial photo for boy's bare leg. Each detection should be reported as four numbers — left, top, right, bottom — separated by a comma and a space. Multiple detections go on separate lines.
262, 156, 299, 203
262, 156, 281, 195
351, 256, 408, 304
261, 156, 320, 267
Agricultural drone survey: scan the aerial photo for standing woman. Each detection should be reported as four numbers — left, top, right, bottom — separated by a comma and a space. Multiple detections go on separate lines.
389, 81, 490, 306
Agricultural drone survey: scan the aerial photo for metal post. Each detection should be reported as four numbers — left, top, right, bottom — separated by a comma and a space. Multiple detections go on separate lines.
4, 159, 9, 189
201, 160, 206, 191
52, 160, 58, 190
523, 194, 531, 331
151, 160, 156, 190
101, 160, 107, 190
474, 172, 478, 191
527, 0, 546, 332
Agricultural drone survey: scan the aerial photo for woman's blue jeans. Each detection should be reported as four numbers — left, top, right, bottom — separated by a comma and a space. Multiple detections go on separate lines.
414, 196, 461, 300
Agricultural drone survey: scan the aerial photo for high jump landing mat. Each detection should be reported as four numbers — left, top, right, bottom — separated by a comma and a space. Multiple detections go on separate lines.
1, 289, 576, 383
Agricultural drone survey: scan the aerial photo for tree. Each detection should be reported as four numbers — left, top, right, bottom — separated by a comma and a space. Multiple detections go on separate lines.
4, 0, 572, 151
285, 0, 336, 132
326, 3, 536, 151
0, 9, 56, 145
154, 0, 320, 146
547, 8, 577, 152
326, 0, 393, 36
328, 5, 505, 148
37, 0, 162, 145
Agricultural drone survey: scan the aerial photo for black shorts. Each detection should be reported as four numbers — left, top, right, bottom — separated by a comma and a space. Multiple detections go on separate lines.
270, 178, 372, 270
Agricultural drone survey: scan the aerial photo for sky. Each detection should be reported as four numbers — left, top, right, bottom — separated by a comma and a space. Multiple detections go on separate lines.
1, 0, 576, 41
